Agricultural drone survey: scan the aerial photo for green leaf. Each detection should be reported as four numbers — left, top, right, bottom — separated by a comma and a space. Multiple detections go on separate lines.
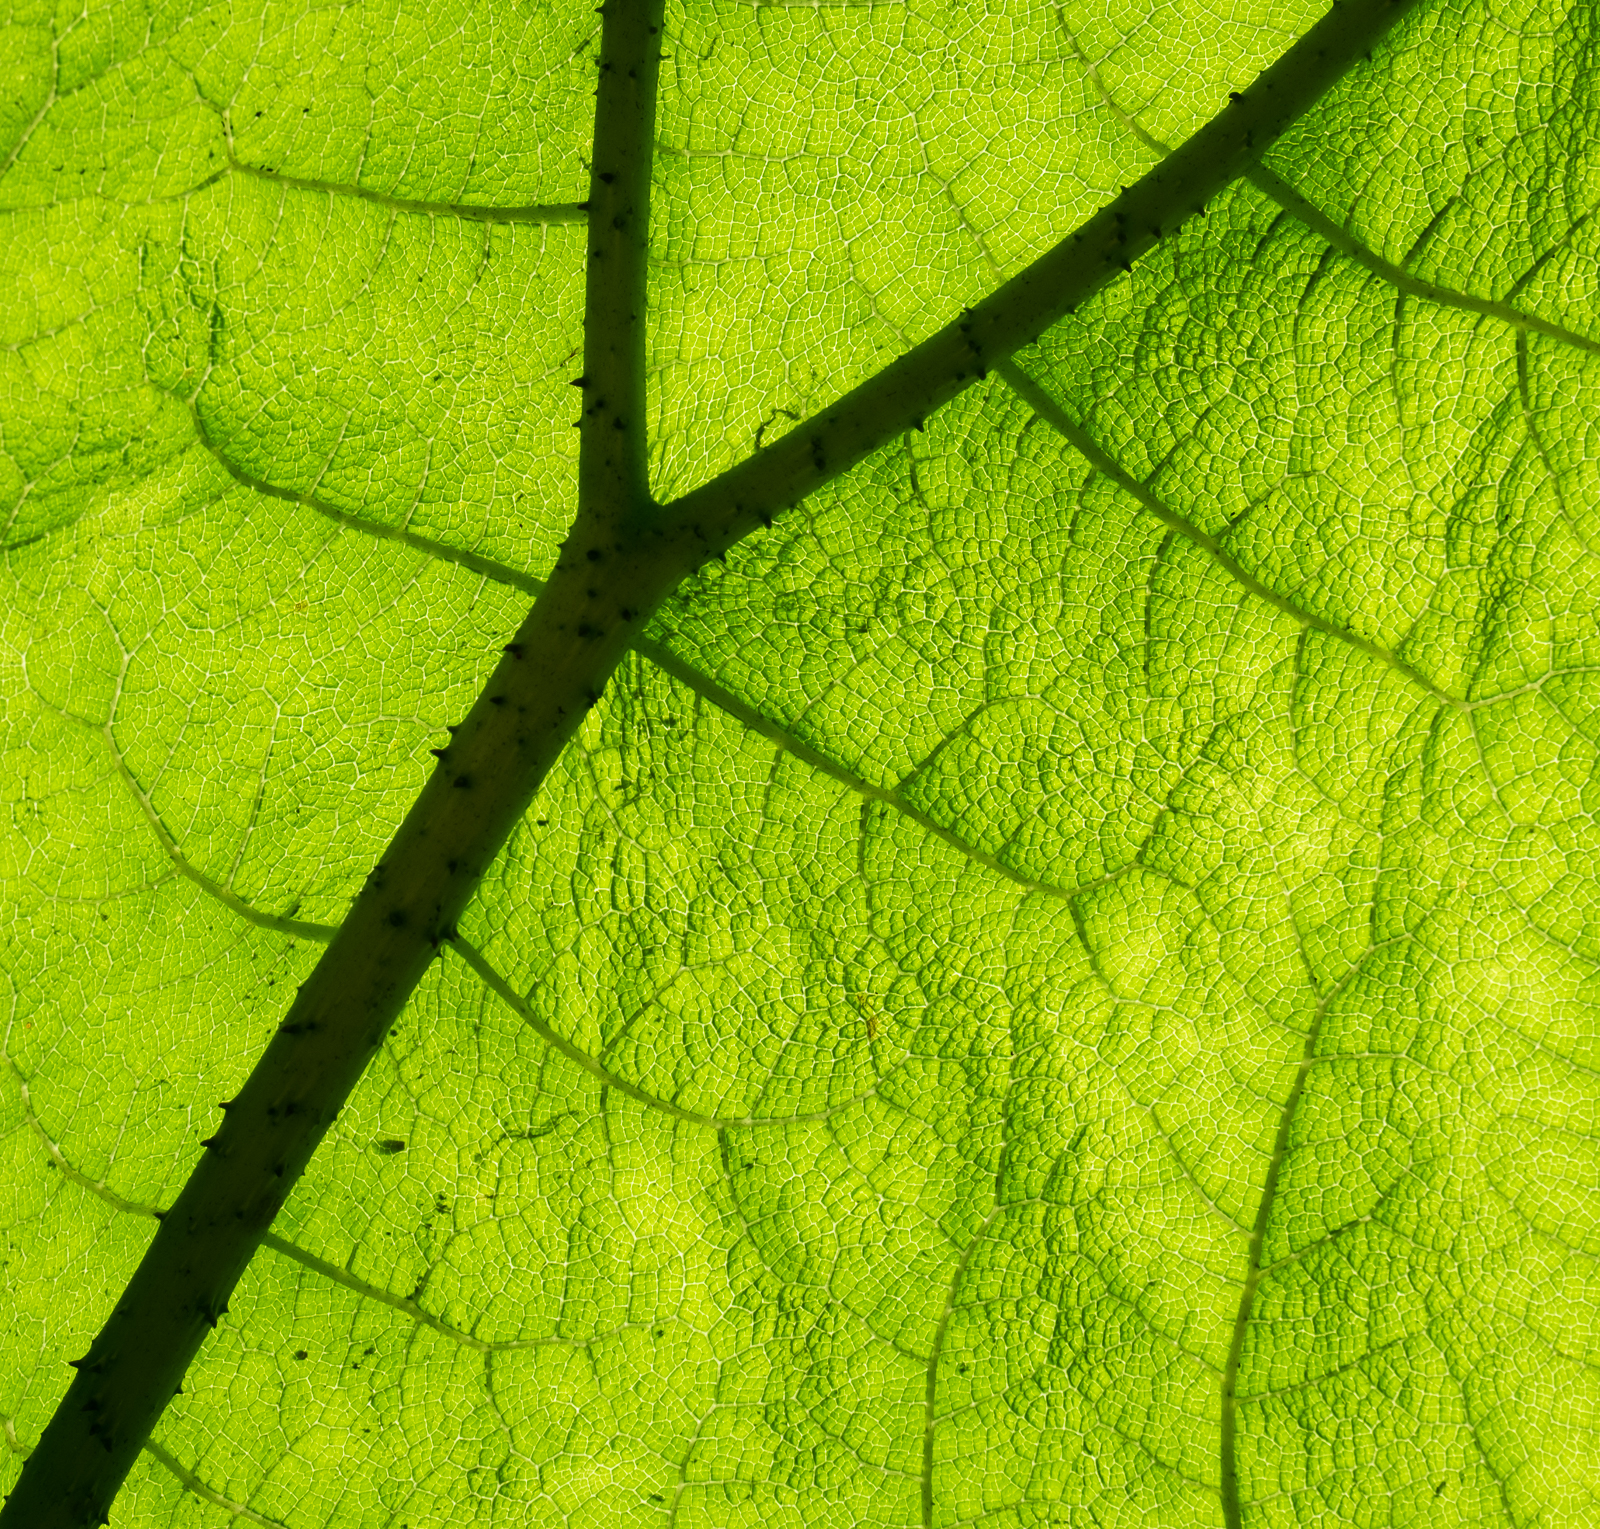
3, 0, 1598, 1525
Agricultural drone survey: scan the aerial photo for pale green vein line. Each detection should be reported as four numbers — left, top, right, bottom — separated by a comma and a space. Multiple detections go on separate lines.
1254, 1214, 1374, 1281
1055, 8, 1600, 356
663, 1409, 717, 1529
4, 1054, 156, 1219
1146, 1099, 1253, 1238
227, 155, 588, 224
1051, 4, 1177, 163
1515, 330, 1600, 555
181, 412, 545, 599
922, 1203, 1009, 1529
1476, 664, 1600, 715
1217, 936, 1400, 1529
256, 1232, 652, 1354
1249, 164, 1600, 355
253, 1232, 495, 1352
450, 935, 886, 1131
1464, 706, 1517, 826
996, 357, 1465, 709
100, 718, 336, 942
1432, 1334, 1522, 1527
142, 1441, 288, 1526
633, 635, 1104, 902
1235, 1334, 1408, 1404
0, 29, 55, 180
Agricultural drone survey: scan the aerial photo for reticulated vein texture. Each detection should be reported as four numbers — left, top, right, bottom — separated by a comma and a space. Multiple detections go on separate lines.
1, 0, 1596, 1525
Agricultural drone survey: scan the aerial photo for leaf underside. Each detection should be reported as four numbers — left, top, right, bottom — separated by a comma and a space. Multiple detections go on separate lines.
2, 0, 1598, 1526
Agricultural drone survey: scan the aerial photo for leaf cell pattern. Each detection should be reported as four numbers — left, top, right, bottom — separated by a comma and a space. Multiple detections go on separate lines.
2, 0, 1597, 1525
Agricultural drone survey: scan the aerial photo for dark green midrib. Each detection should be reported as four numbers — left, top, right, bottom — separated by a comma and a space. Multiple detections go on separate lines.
177, 383, 1463, 900
67, 677, 918, 1130
654, 0, 1432, 565
171, 402, 1151, 900
8, 1059, 659, 1359
0, 0, 677, 1520
2, 0, 1431, 1521
1057, 8, 1600, 357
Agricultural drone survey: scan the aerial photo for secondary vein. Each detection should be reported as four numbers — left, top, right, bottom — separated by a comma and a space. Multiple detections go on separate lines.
654, 0, 1433, 563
